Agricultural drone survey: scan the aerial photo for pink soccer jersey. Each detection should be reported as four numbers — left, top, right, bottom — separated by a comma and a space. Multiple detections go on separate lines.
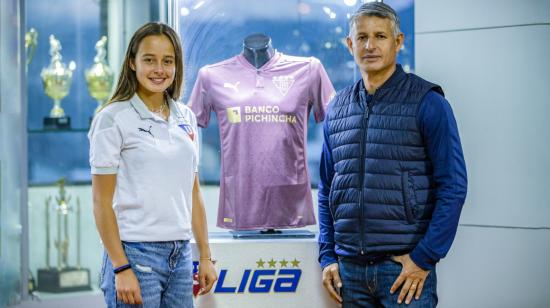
189, 52, 335, 230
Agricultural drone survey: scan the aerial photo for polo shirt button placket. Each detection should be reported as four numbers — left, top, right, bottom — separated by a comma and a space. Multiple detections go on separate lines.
167, 122, 174, 144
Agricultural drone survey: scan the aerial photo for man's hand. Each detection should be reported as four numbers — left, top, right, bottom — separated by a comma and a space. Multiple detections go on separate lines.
322, 263, 342, 304
390, 254, 430, 305
198, 260, 218, 295
115, 269, 143, 305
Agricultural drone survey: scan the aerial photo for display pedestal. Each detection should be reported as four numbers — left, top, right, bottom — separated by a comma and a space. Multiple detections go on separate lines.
191, 232, 333, 307
230, 229, 315, 239
37, 267, 91, 293
44, 117, 71, 130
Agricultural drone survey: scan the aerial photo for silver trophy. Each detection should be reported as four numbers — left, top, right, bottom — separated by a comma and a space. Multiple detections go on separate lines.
41, 35, 76, 129
37, 178, 90, 293
85, 36, 114, 115
54, 180, 71, 270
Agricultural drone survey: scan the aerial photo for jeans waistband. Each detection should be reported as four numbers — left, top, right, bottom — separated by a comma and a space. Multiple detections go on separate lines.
338, 254, 396, 265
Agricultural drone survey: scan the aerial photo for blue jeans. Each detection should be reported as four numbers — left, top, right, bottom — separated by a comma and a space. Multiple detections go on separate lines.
338, 258, 438, 308
100, 241, 193, 308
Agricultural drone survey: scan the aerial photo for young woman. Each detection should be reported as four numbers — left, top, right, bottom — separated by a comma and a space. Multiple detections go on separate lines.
89, 22, 217, 307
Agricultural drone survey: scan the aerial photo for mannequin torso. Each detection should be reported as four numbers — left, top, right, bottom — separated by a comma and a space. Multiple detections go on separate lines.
242, 33, 275, 69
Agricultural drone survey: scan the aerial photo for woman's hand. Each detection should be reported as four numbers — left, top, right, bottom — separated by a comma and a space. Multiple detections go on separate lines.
115, 269, 143, 304
198, 259, 218, 295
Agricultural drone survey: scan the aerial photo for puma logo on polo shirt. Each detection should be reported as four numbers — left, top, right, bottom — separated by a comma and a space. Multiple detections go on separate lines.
138, 125, 154, 138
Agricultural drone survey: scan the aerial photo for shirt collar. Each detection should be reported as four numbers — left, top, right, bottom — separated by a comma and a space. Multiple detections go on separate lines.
377, 64, 406, 91
130, 94, 180, 123
168, 99, 186, 125
355, 64, 407, 103
236, 51, 282, 71
130, 94, 154, 119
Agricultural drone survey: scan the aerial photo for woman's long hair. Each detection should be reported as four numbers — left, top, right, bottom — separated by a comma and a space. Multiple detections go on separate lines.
107, 22, 184, 105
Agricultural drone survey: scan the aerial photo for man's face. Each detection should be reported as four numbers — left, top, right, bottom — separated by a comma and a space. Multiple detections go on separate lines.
347, 15, 403, 76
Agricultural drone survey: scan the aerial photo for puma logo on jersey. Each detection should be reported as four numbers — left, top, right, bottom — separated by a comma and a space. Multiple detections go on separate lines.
223, 81, 240, 93
138, 125, 154, 138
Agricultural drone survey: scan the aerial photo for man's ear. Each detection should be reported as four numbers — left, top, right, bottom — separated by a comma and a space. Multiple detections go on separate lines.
395, 33, 404, 53
346, 37, 354, 56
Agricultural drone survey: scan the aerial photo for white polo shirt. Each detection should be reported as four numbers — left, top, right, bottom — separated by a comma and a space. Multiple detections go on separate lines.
88, 94, 199, 242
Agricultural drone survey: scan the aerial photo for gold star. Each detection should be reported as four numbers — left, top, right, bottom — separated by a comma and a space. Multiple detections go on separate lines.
268, 258, 277, 268
291, 258, 300, 267
256, 258, 265, 268
279, 259, 288, 267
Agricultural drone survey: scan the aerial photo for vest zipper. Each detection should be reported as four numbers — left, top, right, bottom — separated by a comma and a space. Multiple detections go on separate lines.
359, 93, 373, 255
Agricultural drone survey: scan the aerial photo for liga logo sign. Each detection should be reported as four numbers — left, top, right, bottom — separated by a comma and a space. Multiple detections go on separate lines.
192, 257, 302, 296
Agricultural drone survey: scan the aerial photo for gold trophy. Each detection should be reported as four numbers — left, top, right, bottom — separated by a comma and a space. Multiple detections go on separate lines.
25, 28, 38, 67
37, 178, 91, 293
41, 35, 76, 129
85, 36, 114, 116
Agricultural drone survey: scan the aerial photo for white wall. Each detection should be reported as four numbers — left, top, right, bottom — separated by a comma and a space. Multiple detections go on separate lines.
415, 0, 550, 307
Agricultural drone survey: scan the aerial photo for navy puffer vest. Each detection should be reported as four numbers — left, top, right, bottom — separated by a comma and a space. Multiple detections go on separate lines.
327, 65, 443, 259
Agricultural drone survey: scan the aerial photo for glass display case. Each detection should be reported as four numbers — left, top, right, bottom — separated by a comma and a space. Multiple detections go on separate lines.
178, 0, 414, 185
26, 0, 101, 185
24, 0, 172, 299
15, 0, 414, 302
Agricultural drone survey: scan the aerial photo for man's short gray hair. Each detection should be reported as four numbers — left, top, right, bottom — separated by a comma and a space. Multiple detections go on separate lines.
348, 1, 401, 38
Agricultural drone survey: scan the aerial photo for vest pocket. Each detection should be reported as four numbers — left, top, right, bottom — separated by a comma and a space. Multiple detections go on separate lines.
401, 171, 416, 224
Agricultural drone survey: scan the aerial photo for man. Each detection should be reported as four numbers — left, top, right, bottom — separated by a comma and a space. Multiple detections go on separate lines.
318, 2, 467, 307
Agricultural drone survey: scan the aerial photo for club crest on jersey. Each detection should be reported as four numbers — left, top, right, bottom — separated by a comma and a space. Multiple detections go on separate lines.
272, 75, 295, 97
178, 123, 195, 141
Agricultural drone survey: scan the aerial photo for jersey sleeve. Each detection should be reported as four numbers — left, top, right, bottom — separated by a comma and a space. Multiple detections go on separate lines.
309, 57, 335, 123
188, 67, 212, 128
88, 108, 124, 175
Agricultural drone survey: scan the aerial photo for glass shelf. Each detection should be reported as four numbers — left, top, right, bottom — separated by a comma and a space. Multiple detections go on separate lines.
28, 128, 91, 134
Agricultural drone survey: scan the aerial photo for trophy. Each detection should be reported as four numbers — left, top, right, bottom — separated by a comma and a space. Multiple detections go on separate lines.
85, 36, 114, 116
25, 28, 38, 67
41, 35, 76, 130
37, 178, 91, 293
